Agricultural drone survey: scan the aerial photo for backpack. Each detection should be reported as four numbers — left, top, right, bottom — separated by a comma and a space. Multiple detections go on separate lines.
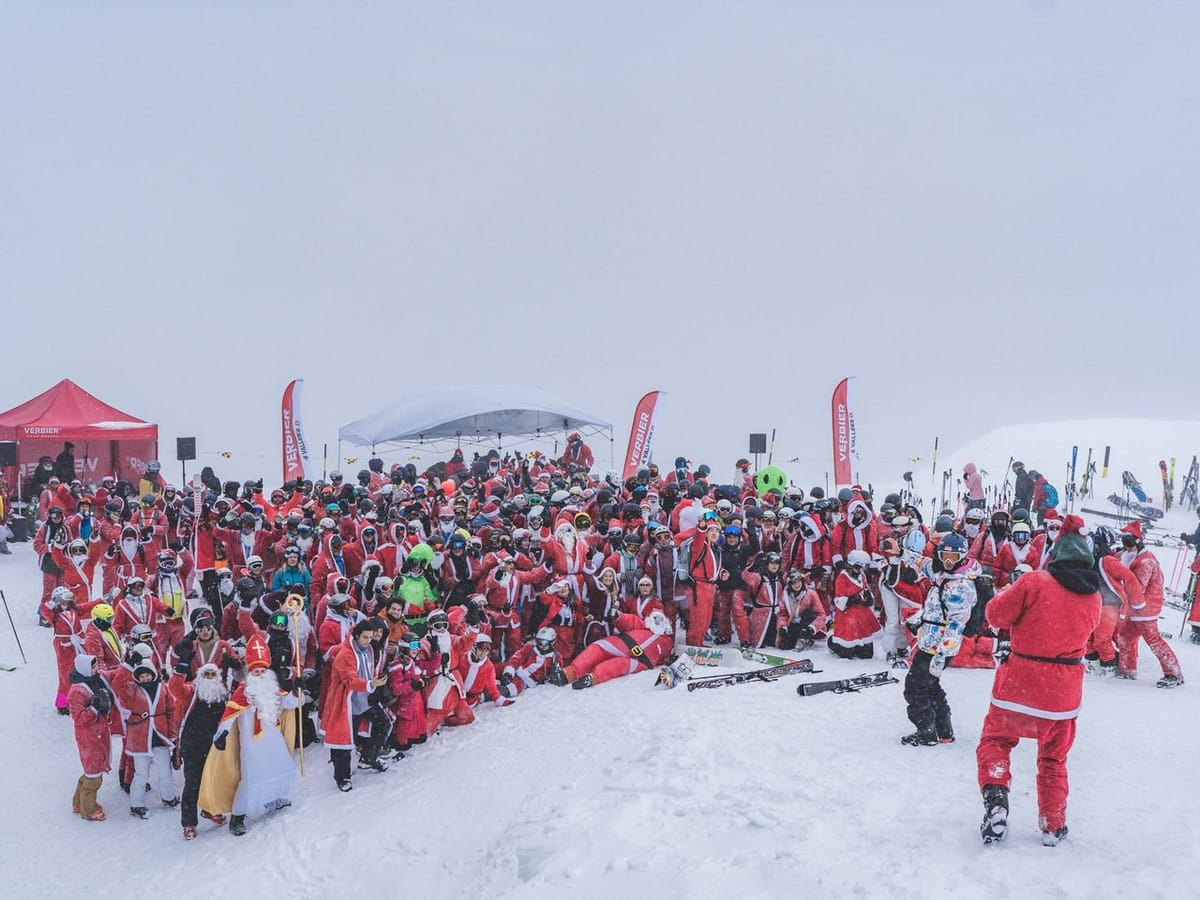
674, 537, 693, 583
1042, 483, 1059, 508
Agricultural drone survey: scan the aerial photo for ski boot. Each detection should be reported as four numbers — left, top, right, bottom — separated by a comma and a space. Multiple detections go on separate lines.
183, 826, 197, 841
546, 666, 568, 687
1156, 675, 1184, 688
979, 785, 1009, 844
56, 706, 71, 716
1114, 670, 1137, 680
336, 779, 353, 793
572, 673, 594, 690
201, 810, 227, 827
1189, 628, 1200, 645
129, 806, 150, 819
229, 815, 247, 836
272, 798, 292, 811
1040, 825, 1068, 847
887, 651, 909, 670
357, 755, 389, 773
162, 796, 180, 808
900, 731, 938, 747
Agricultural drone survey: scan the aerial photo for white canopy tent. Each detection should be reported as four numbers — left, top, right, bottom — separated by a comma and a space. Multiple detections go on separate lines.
338, 384, 613, 463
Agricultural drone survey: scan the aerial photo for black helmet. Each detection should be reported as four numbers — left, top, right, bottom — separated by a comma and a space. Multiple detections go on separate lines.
688, 483, 706, 499
236, 576, 258, 595
239, 512, 256, 529
104, 500, 123, 515
357, 469, 371, 485
696, 464, 711, 478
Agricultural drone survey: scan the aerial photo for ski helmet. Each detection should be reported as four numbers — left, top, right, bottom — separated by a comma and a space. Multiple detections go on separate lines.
644, 610, 671, 637
534, 627, 557, 655
847, 549, 871, 568
936, 532, 969, 571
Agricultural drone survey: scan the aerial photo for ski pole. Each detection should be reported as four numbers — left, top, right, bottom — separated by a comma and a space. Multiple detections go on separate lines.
0, 589, 27, 665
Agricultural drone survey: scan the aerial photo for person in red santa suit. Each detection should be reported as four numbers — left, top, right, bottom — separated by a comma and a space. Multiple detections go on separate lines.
777, 568, 828, 650
1083, 526, 1141, 676
67, 654, 117, 821
171, 608, 238, 678
150, 550, 189, 658
111, 656, 179, 818
781, 513, 831, 583
620, 575, 666, 622
583, 567, 624, 647
561, 432, 595, 472
83, 602, 125, 676
550, 608, 674, 689
1114, 521, 1184, 687
992, 522, 1038, 588
642, 526, 683, 633
481, 554, 547, 660
201, 632, 302, 833
498, 627, 562, 698
543, 522, 595, 603
829, 550, 883, 659
112, 575, 169, 644
527, 579, 583, 660
421, 609, 474, 736
975, 515, 1100, 846
104, 524, 156, 595
682, 517, 722, 647
129, 493, 170, 551
455, 632, 515, 713
42, 586, 99, 714
385, 631, 429, 756
33, 505, 70, 611
741, 552, 788, 650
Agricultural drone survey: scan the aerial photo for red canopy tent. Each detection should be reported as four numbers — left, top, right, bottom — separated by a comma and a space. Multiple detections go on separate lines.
0, 379, 158, 493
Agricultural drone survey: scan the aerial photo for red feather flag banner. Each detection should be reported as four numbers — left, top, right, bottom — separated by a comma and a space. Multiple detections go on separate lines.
621, 391, 664, 481
831, 377, 857, 489
281, 379, 311, 483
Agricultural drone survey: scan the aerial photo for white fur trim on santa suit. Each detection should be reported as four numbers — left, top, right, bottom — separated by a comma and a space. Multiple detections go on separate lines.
989, 697, 1081, 720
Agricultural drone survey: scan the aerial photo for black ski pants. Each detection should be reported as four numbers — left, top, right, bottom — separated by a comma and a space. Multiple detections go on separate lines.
904, 651, 952, 738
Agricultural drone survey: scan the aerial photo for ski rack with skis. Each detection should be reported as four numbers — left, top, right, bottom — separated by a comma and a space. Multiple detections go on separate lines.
686, 658, 818, 692
796, 671, 899, 696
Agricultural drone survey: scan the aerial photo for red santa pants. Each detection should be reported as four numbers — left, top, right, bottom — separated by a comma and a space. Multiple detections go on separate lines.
52, 640, 75, 709
1087, 605, 1120, 664
661, 596, 680, 635
976, 706, 1077, 833
567, 640, 649, 686
425, 694, 474, 734
41, 571, 62, 606
715, 588, 749, 643
686, 583, 716, 647
490, 625, 519, 662
1117, 619, 1182, 679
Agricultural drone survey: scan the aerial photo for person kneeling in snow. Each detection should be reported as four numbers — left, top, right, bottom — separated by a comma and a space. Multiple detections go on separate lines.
498, 627, 561, 698
550, 609, 674, 689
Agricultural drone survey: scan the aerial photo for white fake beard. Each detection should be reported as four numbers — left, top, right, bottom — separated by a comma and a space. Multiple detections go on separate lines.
194, 672, 229, 705
560, 532, 576, 553
121, 539, 138, 557
244, 668, 282, 726
219, 580, 234, 597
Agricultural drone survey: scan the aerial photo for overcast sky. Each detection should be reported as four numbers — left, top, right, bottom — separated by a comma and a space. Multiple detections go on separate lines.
3, 3, 1197, 488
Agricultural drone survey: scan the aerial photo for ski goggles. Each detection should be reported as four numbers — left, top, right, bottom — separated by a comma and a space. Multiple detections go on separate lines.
937, 549, 964, 568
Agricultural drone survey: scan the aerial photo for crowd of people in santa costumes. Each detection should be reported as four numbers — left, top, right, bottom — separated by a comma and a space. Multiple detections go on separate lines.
12, 439, 1189, 846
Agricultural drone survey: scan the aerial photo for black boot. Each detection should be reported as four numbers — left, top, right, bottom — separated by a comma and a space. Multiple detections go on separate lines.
572, 673, 594, 690
229, 814, 247, 836
547, 666, 568, 687
900, 731, 938, 747
980, 784, 1009, 844
1041, 825, 1068, 846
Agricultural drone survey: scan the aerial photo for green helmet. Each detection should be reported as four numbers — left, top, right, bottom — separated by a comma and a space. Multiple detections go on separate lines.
408, 542, 435, 565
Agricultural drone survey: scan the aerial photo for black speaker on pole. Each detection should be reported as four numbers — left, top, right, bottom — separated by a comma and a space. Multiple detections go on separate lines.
748, 433, 767, 455
176, 437, 196, 462
0, 441, 16, 467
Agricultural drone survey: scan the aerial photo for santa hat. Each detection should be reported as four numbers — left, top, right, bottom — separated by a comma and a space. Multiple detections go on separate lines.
1050, 514, 1092, 566
1042, 508, 1061, 523
1120, 519, 1144, 542
245, 633, 272, 671
480, 501, 500, 520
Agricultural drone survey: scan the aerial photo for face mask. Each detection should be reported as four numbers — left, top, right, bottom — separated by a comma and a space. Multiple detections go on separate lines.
219, 579, 234, 596
121, 538, 137, 556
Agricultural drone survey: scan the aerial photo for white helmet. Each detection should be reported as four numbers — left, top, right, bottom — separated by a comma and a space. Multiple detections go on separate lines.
129, 642, 155, 661
847, 549, 871, 568
644, 610, 672, 637
534, 627, 557, 654
550, 490, 570, 504
50, 586, 74, 606
777, 507, 796, 520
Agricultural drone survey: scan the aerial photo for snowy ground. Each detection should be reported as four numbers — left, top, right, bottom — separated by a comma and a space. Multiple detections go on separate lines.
1, 538, 1197, 900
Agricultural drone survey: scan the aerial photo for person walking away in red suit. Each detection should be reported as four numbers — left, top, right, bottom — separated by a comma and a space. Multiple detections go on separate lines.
975, 515, 1100, 846
1115, 520, 1184, 687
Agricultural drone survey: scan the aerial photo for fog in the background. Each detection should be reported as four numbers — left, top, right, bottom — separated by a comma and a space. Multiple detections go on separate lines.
3, 2, 1197, 489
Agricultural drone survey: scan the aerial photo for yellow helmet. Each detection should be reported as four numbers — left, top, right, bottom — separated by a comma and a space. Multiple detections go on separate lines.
91, 603, 115, 622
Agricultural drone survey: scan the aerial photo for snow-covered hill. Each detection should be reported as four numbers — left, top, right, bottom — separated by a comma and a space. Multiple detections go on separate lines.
2, 420, 1199, 899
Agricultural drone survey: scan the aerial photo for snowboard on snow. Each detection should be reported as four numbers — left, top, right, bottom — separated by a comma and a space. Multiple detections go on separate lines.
741, 648, 796, 667
1107, 493, 1165, 520
685, 647, 724, 666
1122, 471, 1149, 503
686, 659, 818, 692
796, 671, 899, 697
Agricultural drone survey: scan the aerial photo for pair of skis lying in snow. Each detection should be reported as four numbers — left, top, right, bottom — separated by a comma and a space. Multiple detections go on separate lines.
657, 647, 898, 696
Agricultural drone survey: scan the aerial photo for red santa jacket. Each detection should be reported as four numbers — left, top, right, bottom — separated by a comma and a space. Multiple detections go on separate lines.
501, 641, 560, 689
455, 654, 507, 706
993, 540, 1039, 588
112, 667, 177, 754
83, 623, 125, 675
1122, 548, 1164, 620
320, 637, 374, 750
113, 592, 170, 641
1097, 554, 1143, 612
51, 541, 105, 602
69, 678, 114, 776
986, 569, 1100, 719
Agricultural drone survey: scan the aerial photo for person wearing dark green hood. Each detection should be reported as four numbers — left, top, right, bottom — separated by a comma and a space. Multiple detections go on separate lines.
974, 514, 1100, 848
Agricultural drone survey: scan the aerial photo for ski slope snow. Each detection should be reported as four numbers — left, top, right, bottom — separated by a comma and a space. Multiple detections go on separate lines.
1, 418, 1199, 899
